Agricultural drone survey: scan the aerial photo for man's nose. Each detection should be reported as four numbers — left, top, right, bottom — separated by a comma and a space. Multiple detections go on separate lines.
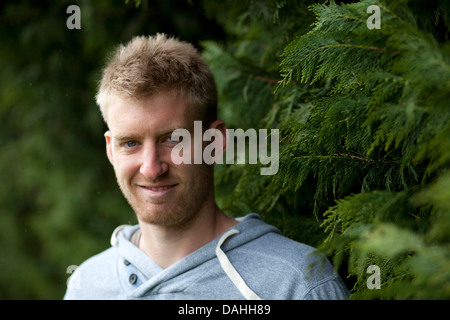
139, 144, 169, 180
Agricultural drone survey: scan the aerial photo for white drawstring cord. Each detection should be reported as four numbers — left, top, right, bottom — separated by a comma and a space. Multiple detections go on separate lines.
215, 229, 262, 300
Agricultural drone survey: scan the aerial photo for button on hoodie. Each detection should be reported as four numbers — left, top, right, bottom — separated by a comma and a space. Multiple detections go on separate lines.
129, 274, 138, 285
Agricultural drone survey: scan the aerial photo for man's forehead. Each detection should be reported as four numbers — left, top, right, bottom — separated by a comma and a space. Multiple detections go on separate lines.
107, 92, 194, 125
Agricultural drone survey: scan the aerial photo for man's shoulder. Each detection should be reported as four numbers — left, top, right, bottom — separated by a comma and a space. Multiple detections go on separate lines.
244, 231, 320, 268
234, 214, 335, 280
74, 244, 118, 271
72, 224, 138, 273
236, 214, 318, 263
64, 246, 120, 299
233, 231, 349, 299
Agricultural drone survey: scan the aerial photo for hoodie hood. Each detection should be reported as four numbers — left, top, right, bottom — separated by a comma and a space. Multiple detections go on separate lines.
110, 213, 279, 299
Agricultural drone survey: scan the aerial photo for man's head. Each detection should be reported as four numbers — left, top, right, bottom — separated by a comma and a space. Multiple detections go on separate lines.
96, 33, 217, 126
96, 34, 226, 228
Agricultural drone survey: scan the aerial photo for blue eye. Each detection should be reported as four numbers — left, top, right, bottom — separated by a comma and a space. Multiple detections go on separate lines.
126, 141, 137, 148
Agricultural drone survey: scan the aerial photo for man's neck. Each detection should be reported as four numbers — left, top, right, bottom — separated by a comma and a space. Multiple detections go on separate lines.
137, 204, 238, 269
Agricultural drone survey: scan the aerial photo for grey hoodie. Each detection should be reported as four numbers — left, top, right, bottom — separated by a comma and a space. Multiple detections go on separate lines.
64, 214, 349, 300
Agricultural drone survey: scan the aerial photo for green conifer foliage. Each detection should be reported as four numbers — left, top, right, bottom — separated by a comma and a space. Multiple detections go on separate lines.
204, 0, 449, 299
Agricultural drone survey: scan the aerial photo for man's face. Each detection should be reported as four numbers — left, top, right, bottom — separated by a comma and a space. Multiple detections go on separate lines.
104, 91, 216, 227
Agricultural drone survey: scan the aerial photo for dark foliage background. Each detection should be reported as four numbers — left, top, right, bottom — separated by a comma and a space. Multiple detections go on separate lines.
0, 0, 226, 299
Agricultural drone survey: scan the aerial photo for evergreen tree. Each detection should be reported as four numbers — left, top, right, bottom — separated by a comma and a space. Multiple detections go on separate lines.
203, 0, 450, 299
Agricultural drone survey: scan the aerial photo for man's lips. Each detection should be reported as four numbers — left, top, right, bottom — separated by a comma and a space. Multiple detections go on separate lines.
138, 184, 177, 191
136, 183, 178, 197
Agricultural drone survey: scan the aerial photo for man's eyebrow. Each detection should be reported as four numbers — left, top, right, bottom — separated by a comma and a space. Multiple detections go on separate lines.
112, 127, 187, 142
113, 134, 140, 142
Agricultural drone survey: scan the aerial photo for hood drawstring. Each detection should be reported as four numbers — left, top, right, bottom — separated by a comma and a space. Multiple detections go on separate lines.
215, 229, 262, 300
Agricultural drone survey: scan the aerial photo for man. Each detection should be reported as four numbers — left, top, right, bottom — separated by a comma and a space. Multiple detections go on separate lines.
64, 34, 349, 300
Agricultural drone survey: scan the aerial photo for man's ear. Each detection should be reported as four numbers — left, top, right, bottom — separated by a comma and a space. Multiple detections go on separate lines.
104, 131, 114, 165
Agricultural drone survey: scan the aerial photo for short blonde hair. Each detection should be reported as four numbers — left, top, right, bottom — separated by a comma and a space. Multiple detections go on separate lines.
96, 33, 217, 124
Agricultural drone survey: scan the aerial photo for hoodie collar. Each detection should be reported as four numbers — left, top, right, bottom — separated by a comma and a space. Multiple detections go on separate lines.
111, 213, 280, 298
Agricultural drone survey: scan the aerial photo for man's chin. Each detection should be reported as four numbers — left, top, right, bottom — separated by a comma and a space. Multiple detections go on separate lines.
144, 197, 169, 204
135, 211, 189, 227
128, 198, 180, 225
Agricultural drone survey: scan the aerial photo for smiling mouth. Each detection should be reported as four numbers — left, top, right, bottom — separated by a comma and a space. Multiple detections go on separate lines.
145, 185, 175, 191
137, 183, 178, 194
